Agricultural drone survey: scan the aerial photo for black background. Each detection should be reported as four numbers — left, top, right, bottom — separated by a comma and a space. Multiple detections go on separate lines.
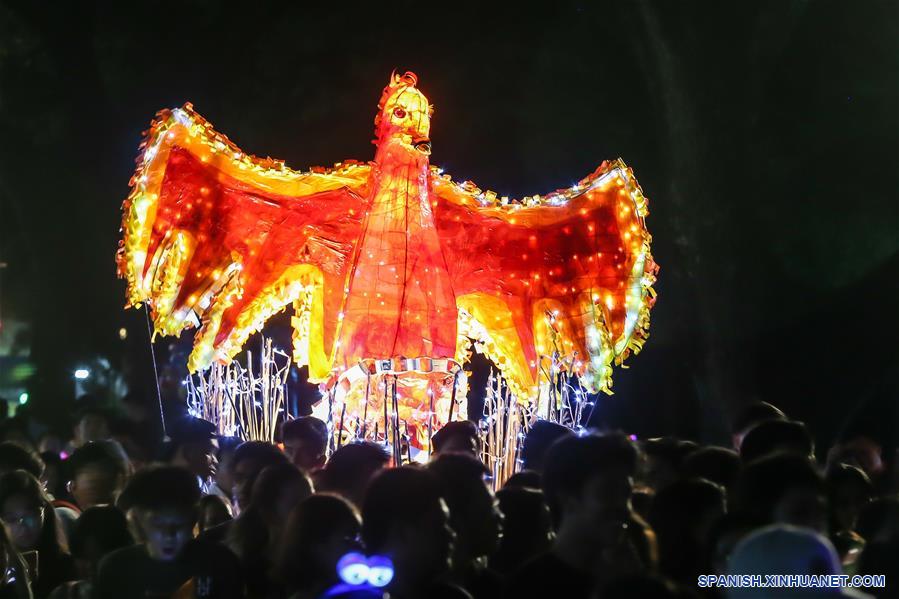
0, 1, 896, 450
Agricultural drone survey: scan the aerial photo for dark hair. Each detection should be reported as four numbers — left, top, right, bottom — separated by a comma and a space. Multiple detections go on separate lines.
502, 470, 542, 490
116, 465, 200, 513
493, 487, 553, 574
520, 421, 573, 473
68, 440, 130, 481
0, 470, 69, 556
427, 453, 490, 522
69, 505, 133, 561
740, 420, 814, 462
731, 401, 786, 434
274, 494, 361, 589
0, 442, 44, 478
362, 466, 444, 552
733, 453, 824, 524
281, 417, 328, 448
317, 442, 389, 496
228, 463, 312, 560
681, 446, 742, 489
231, 441, 290, 471
431, 421, 479, 453
541, 432, 638, 521
0, 520, 32, 597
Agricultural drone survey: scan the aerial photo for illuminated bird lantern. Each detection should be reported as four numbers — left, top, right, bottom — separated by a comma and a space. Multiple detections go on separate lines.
117, 71, 658, 450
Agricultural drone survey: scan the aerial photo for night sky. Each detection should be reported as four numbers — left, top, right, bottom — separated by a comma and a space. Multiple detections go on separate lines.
1, 1, 897, 450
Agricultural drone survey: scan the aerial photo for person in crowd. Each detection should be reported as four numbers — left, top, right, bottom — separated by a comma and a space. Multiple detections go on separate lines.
70, 406, 111, 450
167, 417, 219, 490
0, 471, 76, 598
207, 436, 241, 504
640, 437, 698, 491
316, 442, 390, 509
726, 525, 870, 599
65, 441, 130, 511
281, 416, 329, 473
362, 466, 466, 599
730, 400, 786, 451
428, 452, 503, 598
47, 506, 133, 599
827, 463, 873, 563
506, 432, 655, 598
195, 441, 290, 548
196, 495, 232, 533
229, 441, 291, 515
37, 454, 69, 509
95, 465, 243, 598
227, 463, 313, 597
0, 444, 43, 479
733, 452, 828, 533
490, 487, 553, 577
739, 419, 815, 463
826, 435, 885, 483
681, 445, 742, 491
0, 420, 34, 452
431, 421, 481, 457
273, 494, 363, 599
518, 420, 572, 475
0, 520, 33, 599
648, 477, 726, 586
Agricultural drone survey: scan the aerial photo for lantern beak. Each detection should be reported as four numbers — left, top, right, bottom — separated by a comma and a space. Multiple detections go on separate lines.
412, 137, 432, 155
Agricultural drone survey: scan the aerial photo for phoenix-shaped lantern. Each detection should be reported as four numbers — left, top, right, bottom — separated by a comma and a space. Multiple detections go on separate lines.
117, 71, 658, 448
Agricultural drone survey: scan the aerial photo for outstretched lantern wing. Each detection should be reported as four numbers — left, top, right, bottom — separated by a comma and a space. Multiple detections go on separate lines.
117, 104, 370, 378
431, 160, 658, 399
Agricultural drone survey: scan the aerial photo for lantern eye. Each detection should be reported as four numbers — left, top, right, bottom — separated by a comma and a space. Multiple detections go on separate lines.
393, 107, 407, 119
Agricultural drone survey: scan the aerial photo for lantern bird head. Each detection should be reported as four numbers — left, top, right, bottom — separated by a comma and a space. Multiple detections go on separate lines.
374, 70, 433, 156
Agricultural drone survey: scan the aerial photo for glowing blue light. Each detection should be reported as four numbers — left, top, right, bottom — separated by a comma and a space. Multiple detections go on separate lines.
17, 392, 28, 405
336, 552, 394, 589
74, 368, 90, 380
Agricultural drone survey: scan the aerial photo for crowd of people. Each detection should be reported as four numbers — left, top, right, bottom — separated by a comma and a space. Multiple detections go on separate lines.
0, 396, 897, 598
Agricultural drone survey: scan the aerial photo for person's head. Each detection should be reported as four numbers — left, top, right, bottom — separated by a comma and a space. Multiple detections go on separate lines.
72, 405, 111, 447
681, 446, 742, 490
230, 441, 290, 511
247, 463, 313, 528
69, 505, 133, 579
0, 470, 65, 555
827, 464, 873, 532
739, 419, 814, 463
168, 417, 218, 480
0, 442, 44, 478
318, 442, 390, 508
213, 436, 241, 499
362, 467, 455, 589
274, 494, 362, 593
428, 452, 503, 563
197, 495, 232, 533
492, 487, 554, 575
640, 437, 697, 491
648, 478, 726, 580
520, 420, 573, 474
502, 469, 542, 490
734, 453, 827, 533
281, 417, 329, 473
730, 401, 786, 451
37, 431, 64, 456
827, 435, 884, 480
67, 440, 131, 509
542, 432, 639, 532
726, 525, 848, 599
431, 421, 480, 456
117, 465, 200, 561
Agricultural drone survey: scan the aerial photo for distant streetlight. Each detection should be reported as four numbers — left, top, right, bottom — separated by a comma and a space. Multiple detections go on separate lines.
74, 368, 90, 380
17, 392, 28, 405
